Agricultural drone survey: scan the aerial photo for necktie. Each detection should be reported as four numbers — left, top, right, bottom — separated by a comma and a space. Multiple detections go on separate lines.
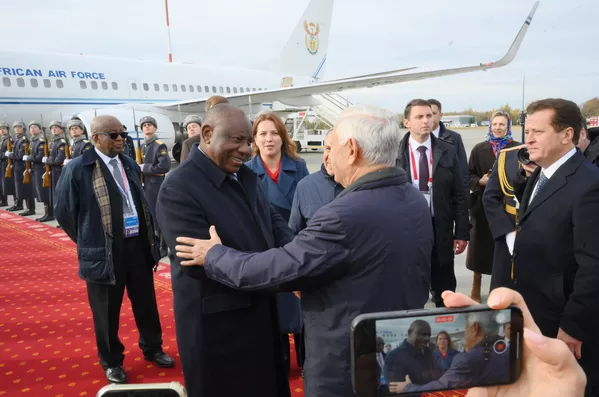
532, 171, 548, 201
417, 146, 429, 192
109, 158, 131, 212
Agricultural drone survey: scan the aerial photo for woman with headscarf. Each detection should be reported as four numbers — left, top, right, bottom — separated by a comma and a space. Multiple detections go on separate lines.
465, 111, 520, 302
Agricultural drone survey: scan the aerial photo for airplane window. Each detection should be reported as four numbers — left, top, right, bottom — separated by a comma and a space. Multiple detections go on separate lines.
212, 86, 216, 93
189, 85, 194, 92
240, 87, 244, 93
252, 88, 256, 91
172, 84, 178, 92
181, 85, 186, 92
112, 82, 118, 90
101, 81, 108, 90
226, 86, 231, 94
80, 81, 87, 89
30, 78, 39, 88
154, 83, 159, 91
205, 85, 209, 92
17, 78, 25, 87
57, 79, 64, 89
163, 84, 169, 92
197, 85, 202, 92
91, 81, 98, 90
219, 86, 224, 93
131, 82, 138, 91
2, 77, 10, 87
143, 83, 149, 91
43, 79, 51, 88
246, 87, 250, 92
233, 87, 238, 94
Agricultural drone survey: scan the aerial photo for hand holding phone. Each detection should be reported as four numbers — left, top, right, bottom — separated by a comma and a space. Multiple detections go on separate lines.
442, 288, 586, 397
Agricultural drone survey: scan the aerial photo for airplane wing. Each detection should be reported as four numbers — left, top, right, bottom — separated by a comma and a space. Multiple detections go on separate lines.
157, 1, 539, 114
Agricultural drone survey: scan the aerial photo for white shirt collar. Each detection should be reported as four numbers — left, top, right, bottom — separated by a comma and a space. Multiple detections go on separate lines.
432, 125, 441, 138
542, 147, 577, 179
94, 147, 121, 168
409, 135, 432, 153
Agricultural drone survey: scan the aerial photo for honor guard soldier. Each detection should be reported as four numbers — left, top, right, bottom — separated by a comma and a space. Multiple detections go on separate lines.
7, 121, 36, 215
44, 120, 67, 191
67, 119, 91, 160
139, 116, 170, 257
483, 142, 524, 290
25, 121, 53, 222
0, 122, 15, 207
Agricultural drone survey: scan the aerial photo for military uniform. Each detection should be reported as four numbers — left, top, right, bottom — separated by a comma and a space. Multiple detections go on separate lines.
0, 123, 15, 206
139, 116, 171, 256
70, 136, 91, 159
482, 142, 523, 290
11, 129, 36, 216
28, 126, 53, 221
46, 133, 67, 190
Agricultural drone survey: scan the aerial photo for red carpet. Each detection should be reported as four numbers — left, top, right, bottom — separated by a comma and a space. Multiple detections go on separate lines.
0, 209, 305, 396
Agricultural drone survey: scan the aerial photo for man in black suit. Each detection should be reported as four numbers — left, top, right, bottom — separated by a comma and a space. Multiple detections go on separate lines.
428, 99, 469, 190
155, 104, 292, 397
512, 98, 599, 397
397, 99, 470, 307
54, 115, 174, 384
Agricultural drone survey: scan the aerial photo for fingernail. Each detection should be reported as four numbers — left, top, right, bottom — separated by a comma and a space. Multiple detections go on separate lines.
524, 327, 546, 346
487, 295, 500, 307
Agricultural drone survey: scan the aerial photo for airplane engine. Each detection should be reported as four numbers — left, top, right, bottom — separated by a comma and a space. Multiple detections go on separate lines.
71, 105, 182, 161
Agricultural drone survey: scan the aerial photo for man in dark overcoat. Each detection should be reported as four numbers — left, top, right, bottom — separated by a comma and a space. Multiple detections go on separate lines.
155, 104, 293, 397
396, 99, 470, 307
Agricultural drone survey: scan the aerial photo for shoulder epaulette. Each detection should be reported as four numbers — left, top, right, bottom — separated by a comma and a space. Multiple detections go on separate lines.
83, 140, 89, 143
40, 138, 45, 142
61, 138, 66, 143
156, 140, 164, 145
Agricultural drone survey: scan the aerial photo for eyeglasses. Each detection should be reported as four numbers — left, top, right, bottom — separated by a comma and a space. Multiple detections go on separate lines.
95, 132, 128, 140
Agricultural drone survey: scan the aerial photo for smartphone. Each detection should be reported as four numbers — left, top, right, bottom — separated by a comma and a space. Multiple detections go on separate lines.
350, 305, 523, 397
96, 382, 187, 397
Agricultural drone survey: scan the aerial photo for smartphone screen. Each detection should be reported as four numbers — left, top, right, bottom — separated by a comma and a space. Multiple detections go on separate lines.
351, 306, 522, 396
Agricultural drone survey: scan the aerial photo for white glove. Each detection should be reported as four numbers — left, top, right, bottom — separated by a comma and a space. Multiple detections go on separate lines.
505, 231, 516, 256
63, 158, 71, 165
42, 156, 47, 164
4, 151, 11, 158
22, 155, 30, 161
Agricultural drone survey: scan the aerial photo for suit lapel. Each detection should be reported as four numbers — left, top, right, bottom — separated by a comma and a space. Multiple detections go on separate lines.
431, 135, 447, 176
520, 151, 583, 222
397, 134, 412, 183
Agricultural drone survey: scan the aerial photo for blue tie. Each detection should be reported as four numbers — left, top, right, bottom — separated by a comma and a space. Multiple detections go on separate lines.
532, 172, 548, 201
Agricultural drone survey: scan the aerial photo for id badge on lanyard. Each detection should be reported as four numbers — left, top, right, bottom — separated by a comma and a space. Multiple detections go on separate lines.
117, 166, 140, 238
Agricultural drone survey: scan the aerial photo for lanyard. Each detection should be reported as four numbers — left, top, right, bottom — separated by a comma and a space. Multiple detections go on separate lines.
409, 141, 433, 182
113, 161, 133, 210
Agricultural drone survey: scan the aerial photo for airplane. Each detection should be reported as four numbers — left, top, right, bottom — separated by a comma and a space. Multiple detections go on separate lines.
0, 0, 540, 161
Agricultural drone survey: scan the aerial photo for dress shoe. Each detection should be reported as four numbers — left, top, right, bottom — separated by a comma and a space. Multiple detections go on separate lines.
105, 366, 127, 384
144, 351, 175, 368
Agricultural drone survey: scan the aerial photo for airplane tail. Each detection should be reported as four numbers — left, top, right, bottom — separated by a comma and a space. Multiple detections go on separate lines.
277, 0, 334, 79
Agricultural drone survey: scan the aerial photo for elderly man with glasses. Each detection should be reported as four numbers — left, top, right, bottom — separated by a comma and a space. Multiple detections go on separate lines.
54, 115, 175, 385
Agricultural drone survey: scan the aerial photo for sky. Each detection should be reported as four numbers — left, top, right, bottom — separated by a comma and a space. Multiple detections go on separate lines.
1, 0, 597, 113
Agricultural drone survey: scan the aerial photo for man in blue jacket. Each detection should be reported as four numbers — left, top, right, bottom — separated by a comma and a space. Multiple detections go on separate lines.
54, 115, 174, 385
174, 105, 434, 397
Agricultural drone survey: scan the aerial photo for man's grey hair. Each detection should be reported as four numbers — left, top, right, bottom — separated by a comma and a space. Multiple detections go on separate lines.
335, 105, 401, 166
466, 311, 498, 335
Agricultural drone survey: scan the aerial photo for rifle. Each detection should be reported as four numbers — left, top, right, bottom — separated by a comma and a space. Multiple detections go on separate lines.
23, 139, 31, 184
42, 135, 51, 188
5, 137, 13, 178
61, 113, 71, 160
132, 108, 144, 183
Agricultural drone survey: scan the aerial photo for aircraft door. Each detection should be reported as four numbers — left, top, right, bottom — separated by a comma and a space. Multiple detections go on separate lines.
128, 78, 142, 99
